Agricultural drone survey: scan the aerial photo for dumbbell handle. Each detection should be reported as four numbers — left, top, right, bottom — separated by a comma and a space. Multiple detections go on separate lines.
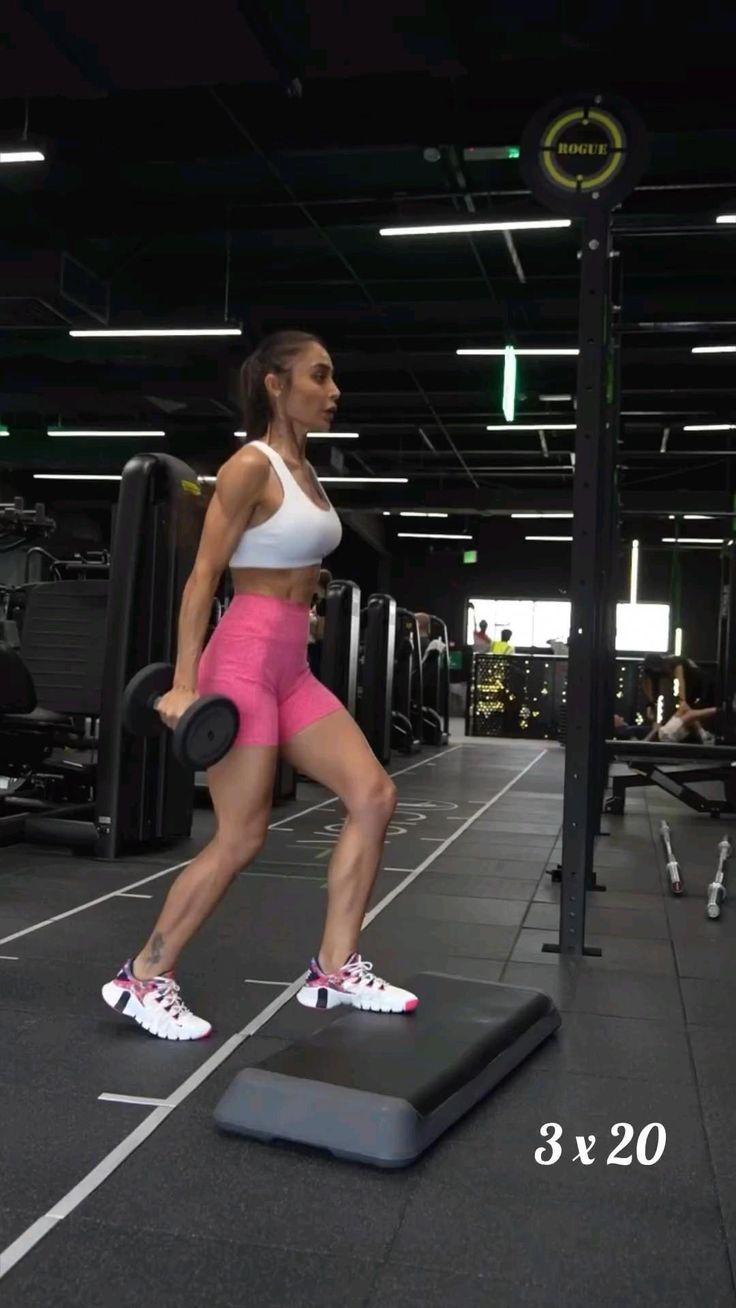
707, 838, 732, 918
707, 879, 726, 918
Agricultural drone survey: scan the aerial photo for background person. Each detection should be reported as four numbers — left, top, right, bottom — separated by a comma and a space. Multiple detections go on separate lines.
492, 628, 514, 654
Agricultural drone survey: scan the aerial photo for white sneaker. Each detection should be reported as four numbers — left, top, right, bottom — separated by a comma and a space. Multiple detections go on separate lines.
297, 952, 419, 1014
102, 960, 212, 1041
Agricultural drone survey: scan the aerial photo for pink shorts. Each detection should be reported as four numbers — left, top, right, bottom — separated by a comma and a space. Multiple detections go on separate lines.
197, 593, 343, 748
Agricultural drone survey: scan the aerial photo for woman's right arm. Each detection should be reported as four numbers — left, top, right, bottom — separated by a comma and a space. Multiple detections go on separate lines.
172, 449, 269, 690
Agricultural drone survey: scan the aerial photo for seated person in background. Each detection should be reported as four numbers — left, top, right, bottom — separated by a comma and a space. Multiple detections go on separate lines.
655, 701, 719, 744
492, 627, 514, 654
642, 653, 703, 712
307, 567, 332, 677
416, 610, 446, 665
640, 651, 720, 743
613, 713, 650, 741
416, 611, 431, 660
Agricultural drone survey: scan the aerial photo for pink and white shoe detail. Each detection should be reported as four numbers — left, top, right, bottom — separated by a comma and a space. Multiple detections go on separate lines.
297, 952, 419, 1014
101, 960, 212, 1041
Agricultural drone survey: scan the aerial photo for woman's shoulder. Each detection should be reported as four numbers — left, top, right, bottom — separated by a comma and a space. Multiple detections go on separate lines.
214, 445, 271, 506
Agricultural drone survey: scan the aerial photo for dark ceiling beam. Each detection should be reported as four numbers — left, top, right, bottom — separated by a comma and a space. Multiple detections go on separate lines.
20, 0, 113, 95
234, 0, 304, 96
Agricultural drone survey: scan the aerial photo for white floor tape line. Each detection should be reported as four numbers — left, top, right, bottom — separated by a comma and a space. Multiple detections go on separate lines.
0, 747, 546, 1281
0, 746, 463, 949
98, 1094, 168, 1107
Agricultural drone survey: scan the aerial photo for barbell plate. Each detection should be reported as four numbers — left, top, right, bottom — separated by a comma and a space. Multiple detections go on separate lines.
173, 694, 240, 769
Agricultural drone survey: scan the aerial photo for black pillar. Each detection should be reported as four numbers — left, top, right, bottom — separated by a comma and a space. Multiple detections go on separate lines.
544, 208, 616, 957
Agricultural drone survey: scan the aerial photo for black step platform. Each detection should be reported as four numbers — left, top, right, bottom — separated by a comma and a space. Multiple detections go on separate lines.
214, 972, 561, 1168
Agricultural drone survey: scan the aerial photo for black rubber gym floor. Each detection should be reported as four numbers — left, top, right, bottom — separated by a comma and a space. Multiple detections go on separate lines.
2, 734, 736, 1306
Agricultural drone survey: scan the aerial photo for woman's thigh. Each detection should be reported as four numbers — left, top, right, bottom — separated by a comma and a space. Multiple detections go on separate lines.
281, 704, 394, 809
206, 742, 279, 846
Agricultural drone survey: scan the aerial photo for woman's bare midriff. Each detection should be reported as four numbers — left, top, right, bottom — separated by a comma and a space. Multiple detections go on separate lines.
231, 564, 321, 605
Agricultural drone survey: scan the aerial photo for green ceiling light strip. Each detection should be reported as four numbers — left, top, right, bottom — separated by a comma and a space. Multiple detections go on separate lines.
502, 345, 517, 423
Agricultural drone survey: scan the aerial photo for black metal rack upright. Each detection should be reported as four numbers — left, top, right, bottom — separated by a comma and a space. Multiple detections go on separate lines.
520, 91, 648, 959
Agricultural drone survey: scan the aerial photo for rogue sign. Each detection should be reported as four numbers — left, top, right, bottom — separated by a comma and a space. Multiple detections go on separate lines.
521, 93, 648, 216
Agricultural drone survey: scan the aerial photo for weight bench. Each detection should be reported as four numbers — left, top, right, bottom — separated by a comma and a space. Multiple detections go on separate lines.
214, 972, 560, 1168
605, 739, 736, 816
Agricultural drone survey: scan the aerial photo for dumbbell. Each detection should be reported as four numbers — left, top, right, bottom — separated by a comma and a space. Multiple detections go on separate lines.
122, 662, 239, 769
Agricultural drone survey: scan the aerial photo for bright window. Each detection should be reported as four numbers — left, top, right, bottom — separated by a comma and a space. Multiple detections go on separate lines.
615, 603, 669, 653
466, 599, 569, 647
467, 599, 670, 652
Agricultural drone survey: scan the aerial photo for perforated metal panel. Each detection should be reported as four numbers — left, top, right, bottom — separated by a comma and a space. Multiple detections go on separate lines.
20, 581, 109, 716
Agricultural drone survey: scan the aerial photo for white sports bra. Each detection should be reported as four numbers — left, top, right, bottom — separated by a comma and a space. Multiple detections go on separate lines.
229, 440, 343, 570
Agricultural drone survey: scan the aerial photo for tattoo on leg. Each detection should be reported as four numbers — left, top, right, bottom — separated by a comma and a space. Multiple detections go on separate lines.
146, 933, 165, 967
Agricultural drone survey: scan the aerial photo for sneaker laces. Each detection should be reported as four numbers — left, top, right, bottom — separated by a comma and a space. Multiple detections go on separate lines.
341, 956, 385, 991
152, 975, 189, 1019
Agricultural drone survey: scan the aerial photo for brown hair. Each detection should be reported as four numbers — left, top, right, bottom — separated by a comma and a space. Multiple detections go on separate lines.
239, 330, 324, 441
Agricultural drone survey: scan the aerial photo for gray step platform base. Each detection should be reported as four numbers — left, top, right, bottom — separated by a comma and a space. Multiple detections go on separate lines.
214, 972, 561, 1168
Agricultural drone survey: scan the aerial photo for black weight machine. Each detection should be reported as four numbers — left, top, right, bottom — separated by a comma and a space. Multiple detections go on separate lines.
357, 592, 396, 764
391, 607, 423, 754
420, 613, 450, 746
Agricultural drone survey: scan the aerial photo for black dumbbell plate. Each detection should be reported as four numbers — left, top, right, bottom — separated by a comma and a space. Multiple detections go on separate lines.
123, 663, 173, 737
174, 695, 240, 769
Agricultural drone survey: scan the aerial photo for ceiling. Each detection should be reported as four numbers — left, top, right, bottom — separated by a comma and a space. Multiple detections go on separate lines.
3, 2, 736, 544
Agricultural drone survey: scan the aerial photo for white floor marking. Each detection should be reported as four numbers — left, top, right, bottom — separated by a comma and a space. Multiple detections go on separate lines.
116, 893, 153, 900
0, 748, 462, 950
98, 1094, 168, 1108
0, 746, 545, 1281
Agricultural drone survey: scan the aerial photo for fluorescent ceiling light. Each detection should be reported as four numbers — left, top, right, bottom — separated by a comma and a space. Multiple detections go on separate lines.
69, 328, 242, 338
716, 215, 736, 224
380, 218, 571, 237
539, 393, 573, 402
512, 512, 573, 519
502, 345, 517, 423
486, 423, 575, 431
0, 427, 8, 437
306, 432, 359, 439
684, 514, 714, 519
459, 348, 578, 357
662, 537, 724, 544
691, 346, 736, 354
47, 429, 165, 437
525, 535, 573, 541
0, 150, 45, 163
319, 477, 408, 484
33, 474, 122, 481
398, 532, 472, 540
630, 539, 640, 605
399, 511, 448, 517
683, 424, 736, 431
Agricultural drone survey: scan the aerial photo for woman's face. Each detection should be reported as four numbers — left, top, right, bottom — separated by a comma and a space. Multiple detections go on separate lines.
269, 341, 340, 433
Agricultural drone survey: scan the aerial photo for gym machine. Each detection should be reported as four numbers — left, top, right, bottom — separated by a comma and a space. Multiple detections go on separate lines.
357, 593, 396, 764
420, 614, 450, 747
391, 608, 423, 754
606, 739, 736, 817
321, 579, 361, 718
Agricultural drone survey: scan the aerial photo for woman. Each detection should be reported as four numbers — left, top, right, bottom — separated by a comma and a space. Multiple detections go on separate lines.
103, 330, 418, 1039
